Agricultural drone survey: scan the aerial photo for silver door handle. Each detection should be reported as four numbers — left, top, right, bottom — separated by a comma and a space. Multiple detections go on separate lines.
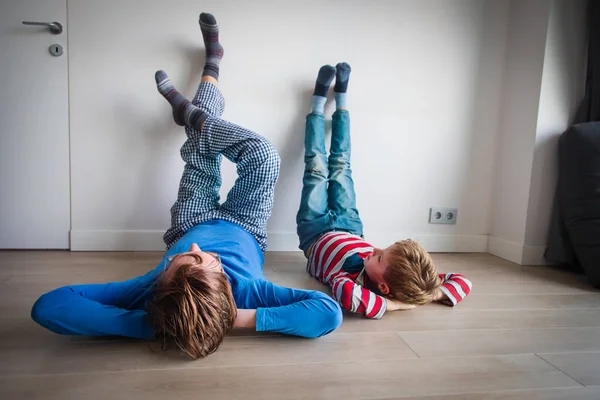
22, 21, 63, 35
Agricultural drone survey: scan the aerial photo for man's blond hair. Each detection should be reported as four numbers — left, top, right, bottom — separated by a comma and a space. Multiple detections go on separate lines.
383, 239, 440, 305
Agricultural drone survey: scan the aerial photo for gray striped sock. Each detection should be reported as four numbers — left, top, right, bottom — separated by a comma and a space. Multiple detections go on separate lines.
155, 70, 209, 129
200, 13, 223, 80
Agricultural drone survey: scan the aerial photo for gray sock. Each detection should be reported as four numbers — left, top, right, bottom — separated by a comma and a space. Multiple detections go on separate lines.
155, 70, 210, 129
199, 13, 224, 80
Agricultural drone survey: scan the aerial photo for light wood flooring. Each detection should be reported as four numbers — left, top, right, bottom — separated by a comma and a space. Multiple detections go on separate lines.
1, 251, 600, 399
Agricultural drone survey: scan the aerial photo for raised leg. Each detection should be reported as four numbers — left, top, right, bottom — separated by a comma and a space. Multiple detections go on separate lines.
163, 152, 223, 249
162, 77, 280, 251
327, 63, 363, 236
296, 66, 336, 251
214, 118, 281, 252
154, 12, 225, 131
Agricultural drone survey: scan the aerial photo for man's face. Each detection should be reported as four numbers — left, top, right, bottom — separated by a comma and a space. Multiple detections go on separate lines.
161, 243, 223, 282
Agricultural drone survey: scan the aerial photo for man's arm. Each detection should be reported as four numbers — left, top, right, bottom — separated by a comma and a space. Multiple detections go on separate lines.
233, 309, 256, 328
30, 275, 155, 339
235, 279, 342, 338
434, 273, 473, 306
329, 271, 389, 319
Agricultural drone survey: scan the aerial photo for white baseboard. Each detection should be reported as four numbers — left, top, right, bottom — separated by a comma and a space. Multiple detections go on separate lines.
266, 233, 301, 252
71, 230, 167, 251
487, 236, 524, 264
487, 236, 551, 265
407, 234, 489, 253
71, 230, 489, 253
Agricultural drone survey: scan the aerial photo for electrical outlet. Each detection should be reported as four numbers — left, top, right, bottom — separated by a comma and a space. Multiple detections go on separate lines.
429, 207, 458, 224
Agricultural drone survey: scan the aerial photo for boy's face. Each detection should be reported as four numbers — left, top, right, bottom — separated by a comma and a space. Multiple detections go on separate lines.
364, 246, 392, 295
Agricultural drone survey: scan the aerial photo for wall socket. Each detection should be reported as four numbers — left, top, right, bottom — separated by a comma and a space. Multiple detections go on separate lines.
429, 207, 458, 224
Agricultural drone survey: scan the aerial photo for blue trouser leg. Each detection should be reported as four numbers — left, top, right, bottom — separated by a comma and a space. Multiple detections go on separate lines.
296, 109, 363, 252
328, 109, 363, 235
296, 113, 332, 251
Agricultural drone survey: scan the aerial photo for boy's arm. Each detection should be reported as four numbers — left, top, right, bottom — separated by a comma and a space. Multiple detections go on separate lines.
386, 298, 417, 311
434, 273, 473, 306
329, 271, 388, 319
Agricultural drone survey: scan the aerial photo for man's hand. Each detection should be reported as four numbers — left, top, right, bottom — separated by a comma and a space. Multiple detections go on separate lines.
386, 298, 416, 311
233, 309, 256, 329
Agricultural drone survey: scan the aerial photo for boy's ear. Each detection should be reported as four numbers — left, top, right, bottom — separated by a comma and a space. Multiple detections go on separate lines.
378, 283, 390, 295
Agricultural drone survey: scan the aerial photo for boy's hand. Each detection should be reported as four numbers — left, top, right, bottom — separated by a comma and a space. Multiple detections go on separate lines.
386, 298, 416, 311
432, 287, 448, 302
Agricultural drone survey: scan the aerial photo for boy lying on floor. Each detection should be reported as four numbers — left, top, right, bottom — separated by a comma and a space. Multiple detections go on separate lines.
296, 63, 472, 319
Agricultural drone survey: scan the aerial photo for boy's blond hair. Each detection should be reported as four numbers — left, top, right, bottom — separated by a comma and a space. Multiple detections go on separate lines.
383, 240, 440, 305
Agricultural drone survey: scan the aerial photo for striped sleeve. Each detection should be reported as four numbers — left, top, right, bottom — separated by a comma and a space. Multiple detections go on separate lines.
330, 272, 387, 319
438, 273, 472, 306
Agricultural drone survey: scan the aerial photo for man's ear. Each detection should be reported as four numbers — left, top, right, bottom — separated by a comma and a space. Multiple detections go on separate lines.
378, 283, 390, 295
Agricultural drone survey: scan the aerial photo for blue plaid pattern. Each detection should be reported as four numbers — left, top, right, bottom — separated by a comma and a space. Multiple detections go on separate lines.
163, 82, 281, 251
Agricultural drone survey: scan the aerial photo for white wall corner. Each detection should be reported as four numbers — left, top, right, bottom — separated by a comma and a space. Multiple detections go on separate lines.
522, 244, 552, 265
487, 236, 524, 264
488, 236, 552, 265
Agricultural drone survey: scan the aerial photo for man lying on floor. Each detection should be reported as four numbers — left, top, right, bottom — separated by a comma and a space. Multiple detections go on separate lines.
31, 12, 342, 360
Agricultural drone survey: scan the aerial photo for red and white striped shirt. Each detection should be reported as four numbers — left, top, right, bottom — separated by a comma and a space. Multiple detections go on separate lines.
306, 232, 472, 319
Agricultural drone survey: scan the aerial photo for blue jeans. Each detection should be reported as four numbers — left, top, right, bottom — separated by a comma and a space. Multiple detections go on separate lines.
296, 110, 363, 252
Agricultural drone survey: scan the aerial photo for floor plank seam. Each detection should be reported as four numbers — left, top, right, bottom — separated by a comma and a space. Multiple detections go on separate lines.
395, 326, 600, 333
370, 386, 596, 400
420, 307, 600, 312
395, 332, 421, 359
1, 352, 573, 380
0, 356, 429, 380
340, 325, 600, 334
355, 350, 599, 361
537, 350, 600, 356
535, 353, 587, 387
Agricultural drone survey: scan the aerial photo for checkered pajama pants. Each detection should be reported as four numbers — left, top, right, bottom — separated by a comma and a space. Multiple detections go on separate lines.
163, 82, 281, 252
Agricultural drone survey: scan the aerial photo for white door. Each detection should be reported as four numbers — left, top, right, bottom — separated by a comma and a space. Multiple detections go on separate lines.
0, 0, 70, 249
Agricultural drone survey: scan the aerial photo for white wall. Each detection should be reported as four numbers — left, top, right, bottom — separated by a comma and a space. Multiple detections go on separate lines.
68, 0, 507, 251
489, 0, 587, 264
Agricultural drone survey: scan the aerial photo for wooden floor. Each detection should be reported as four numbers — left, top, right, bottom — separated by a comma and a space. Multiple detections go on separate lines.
1, 251, 600, 399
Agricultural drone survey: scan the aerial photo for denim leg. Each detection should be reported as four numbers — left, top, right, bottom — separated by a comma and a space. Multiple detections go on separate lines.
328, 109, 363, 236
296, 113, 333, 251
